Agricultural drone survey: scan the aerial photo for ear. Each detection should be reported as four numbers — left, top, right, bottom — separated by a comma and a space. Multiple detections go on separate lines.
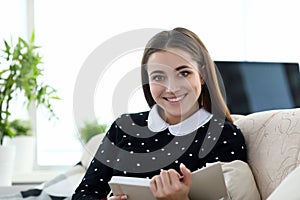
200, 76, 205, 85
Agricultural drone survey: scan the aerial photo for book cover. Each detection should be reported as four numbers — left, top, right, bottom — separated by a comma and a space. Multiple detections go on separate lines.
108, 162, 228, 200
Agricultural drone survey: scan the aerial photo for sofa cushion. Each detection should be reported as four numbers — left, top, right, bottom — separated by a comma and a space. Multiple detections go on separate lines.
234, 108, 300, 200
267, 164, 300, 200
221, 160, 261, 200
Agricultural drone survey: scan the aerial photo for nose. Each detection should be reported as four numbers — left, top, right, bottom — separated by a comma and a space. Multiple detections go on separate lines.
166, 77, 180, 93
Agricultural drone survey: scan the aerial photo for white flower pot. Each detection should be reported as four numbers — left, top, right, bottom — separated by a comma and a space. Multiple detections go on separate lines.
0, 145, 16, 186
9, 136, 36, 173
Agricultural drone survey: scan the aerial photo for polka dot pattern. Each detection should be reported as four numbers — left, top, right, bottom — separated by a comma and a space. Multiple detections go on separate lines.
72, 112, 247, 199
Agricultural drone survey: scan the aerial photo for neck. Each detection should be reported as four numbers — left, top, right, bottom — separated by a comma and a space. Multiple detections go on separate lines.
158, 105, 200, 125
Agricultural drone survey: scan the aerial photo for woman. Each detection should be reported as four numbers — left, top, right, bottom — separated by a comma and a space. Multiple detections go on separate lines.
72, 27, 247, 200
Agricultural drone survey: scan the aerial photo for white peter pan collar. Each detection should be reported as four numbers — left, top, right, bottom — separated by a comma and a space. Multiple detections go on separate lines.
148, 104, 213, 136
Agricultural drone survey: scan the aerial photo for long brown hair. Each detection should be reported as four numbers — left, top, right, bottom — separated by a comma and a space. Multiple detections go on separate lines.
141, 27, 233, 122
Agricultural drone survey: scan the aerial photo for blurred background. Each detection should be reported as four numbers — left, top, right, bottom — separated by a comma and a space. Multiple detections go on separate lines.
1, 0, 299, 171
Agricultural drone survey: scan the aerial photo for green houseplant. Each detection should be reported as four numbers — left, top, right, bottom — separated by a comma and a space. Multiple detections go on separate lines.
8, 119, 32, 137
79, 119, 107, 144
0, 31, 59, 186
0, 31, 59, 145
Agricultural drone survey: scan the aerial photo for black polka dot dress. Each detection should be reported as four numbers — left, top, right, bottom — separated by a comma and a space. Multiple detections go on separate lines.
72, 107, 247, 199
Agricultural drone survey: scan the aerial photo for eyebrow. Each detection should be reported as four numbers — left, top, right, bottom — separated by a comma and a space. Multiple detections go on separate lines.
149, 65, 191, 76
149, 70, 164, 76
175, 65, 190, 71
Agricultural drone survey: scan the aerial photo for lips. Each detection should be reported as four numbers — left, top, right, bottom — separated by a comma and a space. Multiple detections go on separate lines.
164, 94, 187, 102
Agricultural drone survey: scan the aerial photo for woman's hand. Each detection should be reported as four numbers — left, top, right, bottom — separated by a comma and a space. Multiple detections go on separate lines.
108, 194, 127, 200
150, 163, 192, 200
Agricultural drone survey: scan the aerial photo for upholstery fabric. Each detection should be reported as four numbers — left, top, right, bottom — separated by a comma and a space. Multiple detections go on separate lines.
221, 160, 261, 200
266, 164, 300, 200
234, 108, 300, 200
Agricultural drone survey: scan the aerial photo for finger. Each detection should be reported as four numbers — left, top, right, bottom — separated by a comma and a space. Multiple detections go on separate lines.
154, 174, 163, 189
180, 163, 192, 186
167, 169, 181, 183
160, 170, 171, 186
150, 175, 159, 193
150, 174, 164, 193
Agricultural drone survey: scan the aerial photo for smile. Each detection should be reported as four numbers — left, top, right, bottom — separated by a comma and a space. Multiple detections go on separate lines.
165, 94, 187, 102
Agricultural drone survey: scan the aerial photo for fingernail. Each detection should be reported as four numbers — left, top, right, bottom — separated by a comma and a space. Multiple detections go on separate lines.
121, 195, 127, 199
180, 163, 186, 168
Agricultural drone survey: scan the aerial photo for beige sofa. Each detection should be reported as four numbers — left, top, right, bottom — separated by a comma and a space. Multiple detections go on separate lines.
233, 108, 300, 200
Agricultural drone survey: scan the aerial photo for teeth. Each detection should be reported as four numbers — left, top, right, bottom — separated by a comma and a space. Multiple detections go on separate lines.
167, 95, 185, 102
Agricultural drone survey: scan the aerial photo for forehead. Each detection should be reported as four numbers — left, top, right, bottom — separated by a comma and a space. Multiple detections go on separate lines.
147, 49, 197, 71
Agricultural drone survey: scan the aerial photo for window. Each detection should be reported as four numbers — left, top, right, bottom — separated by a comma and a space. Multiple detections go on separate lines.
0, 0, 30, 130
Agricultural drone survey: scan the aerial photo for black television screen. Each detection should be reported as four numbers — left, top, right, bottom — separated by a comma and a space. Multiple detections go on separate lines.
215, 61, 300, 114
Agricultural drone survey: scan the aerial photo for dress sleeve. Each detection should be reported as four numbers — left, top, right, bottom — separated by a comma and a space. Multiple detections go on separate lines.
72, 121, 121, 200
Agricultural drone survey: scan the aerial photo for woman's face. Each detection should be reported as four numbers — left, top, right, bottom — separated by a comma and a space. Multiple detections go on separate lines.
147, 49, 202, 124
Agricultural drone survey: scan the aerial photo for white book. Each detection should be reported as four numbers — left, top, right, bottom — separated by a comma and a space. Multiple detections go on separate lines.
108, 162, 228, 200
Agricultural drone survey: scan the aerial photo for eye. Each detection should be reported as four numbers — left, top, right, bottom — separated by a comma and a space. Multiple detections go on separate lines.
151, 75, 165, 81
178, 71, 190, 77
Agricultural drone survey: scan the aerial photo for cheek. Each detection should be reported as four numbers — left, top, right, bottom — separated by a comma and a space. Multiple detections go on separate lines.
195, 84, 202, 97
149, 83, 164, 99
188, 80, 202, 98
